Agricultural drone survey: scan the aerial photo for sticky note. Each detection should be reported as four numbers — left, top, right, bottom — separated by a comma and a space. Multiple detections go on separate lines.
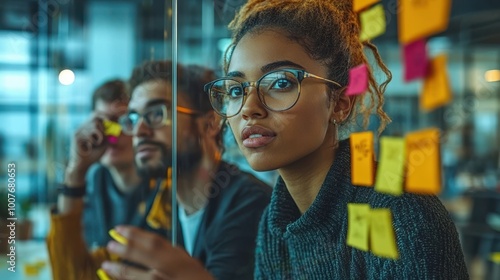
353, 0, 380, 12
109, 229, 128, 245
103, 120, 122, 144
399, 0, 452, 44
405, 128, 441, 195
420, 54, 452, 111
97, 268, 112, 280
370, 208, 399, 259
350, 131, 374, 186
491, 252, 500, 263
359, 4, 386, 42
375, 137, 405, 196
403, 39, 429, 82
346, 64, 369, 96
347, 203, 371, 251
147, 168, 172, 230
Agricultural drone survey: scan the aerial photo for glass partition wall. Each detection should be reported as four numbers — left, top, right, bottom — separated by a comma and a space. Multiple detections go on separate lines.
0, 0, 499, 279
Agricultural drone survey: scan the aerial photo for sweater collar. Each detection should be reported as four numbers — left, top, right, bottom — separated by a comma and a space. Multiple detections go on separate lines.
268, 139, 354, 238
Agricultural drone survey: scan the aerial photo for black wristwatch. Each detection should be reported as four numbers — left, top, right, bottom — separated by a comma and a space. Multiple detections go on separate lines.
58, 184, 86, 198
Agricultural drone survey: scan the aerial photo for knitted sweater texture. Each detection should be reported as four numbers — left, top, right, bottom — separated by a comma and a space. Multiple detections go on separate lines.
254, 140, 469, 280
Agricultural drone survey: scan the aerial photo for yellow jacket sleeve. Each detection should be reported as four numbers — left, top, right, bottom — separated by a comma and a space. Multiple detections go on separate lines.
46, 209, 110, 280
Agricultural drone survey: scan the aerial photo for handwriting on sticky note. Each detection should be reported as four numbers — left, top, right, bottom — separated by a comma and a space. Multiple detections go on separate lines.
405, 128, 441, 195
353, 0, 380, 12
375, 137, 405, 196
346, 64, 369, 96
370, 208, 399, 259
399, 0, 452, 44
403, 39, 428, 82
347, 203, 371, 252
420, 54, 452, 111
350, 132, 374, 186
359, 4, 386, 42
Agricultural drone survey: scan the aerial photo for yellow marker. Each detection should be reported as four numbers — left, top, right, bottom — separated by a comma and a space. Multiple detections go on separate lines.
109, 229, 128, 245
97, 268, 112, 280
350, 132, 374, 186
347, 203, 371, 252
353, 0, 380, 12
420, 54, 452, 111
375, 137, 405, 196
359, 4, 386, 42
399, 0, 452, 44
103, 120, 122, 137
370, 208, 399, 259
405, 128, 441, 195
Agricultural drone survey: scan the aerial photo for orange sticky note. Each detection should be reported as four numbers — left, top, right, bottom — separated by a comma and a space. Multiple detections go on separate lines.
375, 137, 405, 196
346, 64, 369, 96
405, 128, 441, 195
359, 4, 386, 42
420, 54, 452, 111
399, 0, 452, 44
347, 203, 371, 252
350, 131, 374, 186
370, 208, 399, 259
353, 0, 380, 12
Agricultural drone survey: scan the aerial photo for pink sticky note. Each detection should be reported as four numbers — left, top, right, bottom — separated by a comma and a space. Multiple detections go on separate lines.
346, 64, 369, 96
107, 135, 118, 144
403, 40, 429, 82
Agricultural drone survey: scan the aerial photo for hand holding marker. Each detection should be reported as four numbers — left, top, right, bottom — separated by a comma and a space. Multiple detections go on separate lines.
97, 229, 128, 280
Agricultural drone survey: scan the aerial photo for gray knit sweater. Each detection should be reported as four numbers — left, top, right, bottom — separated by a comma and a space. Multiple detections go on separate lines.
254, 139, 469, 279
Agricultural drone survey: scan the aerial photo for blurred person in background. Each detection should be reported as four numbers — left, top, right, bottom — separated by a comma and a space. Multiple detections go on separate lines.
48, 61, 271, 280
47, 79, 168, 279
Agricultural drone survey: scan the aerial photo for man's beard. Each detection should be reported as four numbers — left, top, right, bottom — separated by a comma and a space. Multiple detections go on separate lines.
135, 140, 202, 180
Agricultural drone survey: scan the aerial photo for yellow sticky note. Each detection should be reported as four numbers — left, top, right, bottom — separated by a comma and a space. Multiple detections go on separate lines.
375, 137, 405, 196
405, 128, 441, 195
103, 120, 122, 137
491, 252, 500, 263
109, 229, 128, 245
370, 208, 399, 259
399, 0, 452, 44
147, 168, 172, 230
350, 132, 374, 186
97, 268, 112, 280
347, 203, 371, 252
353, 0, 380, 12
420, 54, 452, 111
360, 4, 386, 42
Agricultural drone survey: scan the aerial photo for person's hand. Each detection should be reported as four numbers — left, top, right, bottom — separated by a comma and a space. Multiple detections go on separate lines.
101, 226, 214, 280
65, 113, 108, 183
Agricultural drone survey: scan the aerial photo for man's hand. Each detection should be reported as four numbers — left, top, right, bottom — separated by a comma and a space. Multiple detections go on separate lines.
101, 226, 214, 280
65, 113, 108, 184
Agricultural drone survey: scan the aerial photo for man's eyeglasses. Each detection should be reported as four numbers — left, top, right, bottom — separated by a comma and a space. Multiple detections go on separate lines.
118, 104, 198, 135
203, 69, 342, 118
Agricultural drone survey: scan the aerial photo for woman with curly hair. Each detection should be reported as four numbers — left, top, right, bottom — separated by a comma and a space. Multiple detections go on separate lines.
102, 1, 469, 279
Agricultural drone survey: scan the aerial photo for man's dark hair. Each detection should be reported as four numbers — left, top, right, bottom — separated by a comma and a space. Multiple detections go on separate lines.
129, 60, 223, 147
128, 60, 217, 115
91, 79, 129, 110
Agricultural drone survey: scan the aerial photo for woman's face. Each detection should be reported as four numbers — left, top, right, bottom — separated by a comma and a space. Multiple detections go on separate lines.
226, 29, 336, 171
